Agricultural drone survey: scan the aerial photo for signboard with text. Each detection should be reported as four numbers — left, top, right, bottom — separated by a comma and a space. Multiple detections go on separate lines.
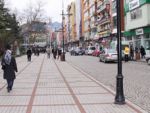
129, 0, 140, 11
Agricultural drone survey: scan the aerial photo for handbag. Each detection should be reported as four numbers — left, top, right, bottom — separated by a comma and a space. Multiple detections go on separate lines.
1, 61, 6, 70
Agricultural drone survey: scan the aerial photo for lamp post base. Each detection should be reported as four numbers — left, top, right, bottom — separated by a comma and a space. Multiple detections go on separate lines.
61, 53, 65, 61
115, 74, 125, 104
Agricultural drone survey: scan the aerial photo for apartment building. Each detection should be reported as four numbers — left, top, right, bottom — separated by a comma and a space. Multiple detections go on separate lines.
75, 0, 82, 41
124, 0, 150, 54
67, 2, 77, 45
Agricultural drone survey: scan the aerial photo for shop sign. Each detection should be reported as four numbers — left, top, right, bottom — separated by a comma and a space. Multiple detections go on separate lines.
129, 0, 140, 11
136, 28, 143, 35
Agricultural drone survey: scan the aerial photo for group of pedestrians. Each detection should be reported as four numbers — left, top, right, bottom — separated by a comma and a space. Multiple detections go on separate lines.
0, 44, 63, 93
45, 46, 62, 60
124, 45, 146, 62
51, 47, 62, 60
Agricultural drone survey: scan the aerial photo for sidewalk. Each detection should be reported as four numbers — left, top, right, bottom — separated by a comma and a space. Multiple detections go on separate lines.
0, 54, 148, 113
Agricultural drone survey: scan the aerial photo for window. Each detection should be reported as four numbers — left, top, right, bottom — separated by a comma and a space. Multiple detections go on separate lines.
143, 40, 150, 50
112, 1, 116, 14
113, 16, 117, 28
145, 33, 150, 39
130, 8, 142, 20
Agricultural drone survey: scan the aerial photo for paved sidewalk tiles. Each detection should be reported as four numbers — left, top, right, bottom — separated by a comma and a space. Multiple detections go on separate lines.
0, 54, 148, 113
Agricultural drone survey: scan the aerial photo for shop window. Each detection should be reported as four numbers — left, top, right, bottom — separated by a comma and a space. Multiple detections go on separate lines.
144, 40, 150, 50
145, 33, 150, 39
126, 36, 132, 41
135, 40, 141, 49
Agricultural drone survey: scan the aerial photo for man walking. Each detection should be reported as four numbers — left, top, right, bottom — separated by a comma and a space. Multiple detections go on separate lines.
46, 46, 51, 58
140, 46, 146, 59
124, 46, 130, 62
27, 48, 32, 61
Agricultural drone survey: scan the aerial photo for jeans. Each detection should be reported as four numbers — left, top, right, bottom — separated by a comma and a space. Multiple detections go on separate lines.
7, 79, 14, 90
125, 55, 128, 62
27, 55, 31, 61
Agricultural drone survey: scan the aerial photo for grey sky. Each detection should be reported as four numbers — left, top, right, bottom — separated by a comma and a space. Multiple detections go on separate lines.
7, 0, 74, 23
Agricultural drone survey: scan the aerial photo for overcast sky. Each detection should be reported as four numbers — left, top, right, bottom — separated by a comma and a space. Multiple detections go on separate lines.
7, 0, 74, 23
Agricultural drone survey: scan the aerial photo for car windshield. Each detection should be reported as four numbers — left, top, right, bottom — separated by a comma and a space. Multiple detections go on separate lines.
90, 47, 95, 50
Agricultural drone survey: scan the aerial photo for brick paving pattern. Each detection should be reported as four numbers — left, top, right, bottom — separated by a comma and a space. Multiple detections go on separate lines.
67, 54, 150, 113
0, 54, 148, 113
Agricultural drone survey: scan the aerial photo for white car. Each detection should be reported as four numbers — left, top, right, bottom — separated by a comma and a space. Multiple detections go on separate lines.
87, 46, 96, 55
145, 54, 150, 65
99, 49, 118, 63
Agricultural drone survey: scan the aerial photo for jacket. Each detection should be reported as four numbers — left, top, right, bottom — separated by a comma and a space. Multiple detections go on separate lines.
1, 56, 18, 80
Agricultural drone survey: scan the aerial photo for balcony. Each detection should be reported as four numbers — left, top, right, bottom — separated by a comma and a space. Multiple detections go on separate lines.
97, 0, 110, 13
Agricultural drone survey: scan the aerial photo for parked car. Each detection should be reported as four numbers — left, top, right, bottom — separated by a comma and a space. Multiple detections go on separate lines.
74, 47, 85, 55
145, 47, 150, 65
92, 49, 102, 57
145, 54, 150, 65
69, 47, 76, 56
99, 49, 118, 63
85, 46, 96, 55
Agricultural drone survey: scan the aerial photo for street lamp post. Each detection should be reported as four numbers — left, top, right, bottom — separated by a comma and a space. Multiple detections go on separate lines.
115, 0, 125, 104
61, 9, 65, 61
61, 8, 72, 61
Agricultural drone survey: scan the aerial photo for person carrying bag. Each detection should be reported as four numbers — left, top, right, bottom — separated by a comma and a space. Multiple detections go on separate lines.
1, 45, 18, 93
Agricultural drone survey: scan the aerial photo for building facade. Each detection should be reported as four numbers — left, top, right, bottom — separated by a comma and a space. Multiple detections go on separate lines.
124, 0, 150, 55
75, 0, 83, 46
81, 0, 97, 47
69, 2, 77, 43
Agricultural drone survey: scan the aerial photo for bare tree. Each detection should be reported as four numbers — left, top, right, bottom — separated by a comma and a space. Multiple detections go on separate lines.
22, 0, 47, 24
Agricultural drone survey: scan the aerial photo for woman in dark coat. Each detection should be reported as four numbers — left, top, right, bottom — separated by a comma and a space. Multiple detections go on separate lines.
1, 45, 18, 92
140, 46, 146, 59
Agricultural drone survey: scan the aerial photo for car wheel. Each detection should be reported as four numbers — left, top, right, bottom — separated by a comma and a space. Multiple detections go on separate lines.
104, 59, 107, 63
148, 59, 150, 65
99, 58, 102, 62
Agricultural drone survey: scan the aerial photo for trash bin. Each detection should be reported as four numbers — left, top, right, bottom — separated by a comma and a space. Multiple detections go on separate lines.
135, 53, 140, 60
60, 54, 65, 61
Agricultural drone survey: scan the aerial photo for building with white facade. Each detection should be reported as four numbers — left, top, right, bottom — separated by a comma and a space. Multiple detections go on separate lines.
124, 0, 150, 54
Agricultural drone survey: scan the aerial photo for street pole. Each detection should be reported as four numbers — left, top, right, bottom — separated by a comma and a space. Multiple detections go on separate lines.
61, 9, 65, 61
115, 0, 125, 104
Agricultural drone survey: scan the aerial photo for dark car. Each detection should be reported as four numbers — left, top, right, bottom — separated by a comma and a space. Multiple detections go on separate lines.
75, 47, 85, 55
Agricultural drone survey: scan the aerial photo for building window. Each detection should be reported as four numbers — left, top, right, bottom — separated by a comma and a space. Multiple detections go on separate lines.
112, 1, 116, 14
113, 16, 117, 28
143, 40, 150, 50
130, 8, 142, 20
145, 33, 150, 39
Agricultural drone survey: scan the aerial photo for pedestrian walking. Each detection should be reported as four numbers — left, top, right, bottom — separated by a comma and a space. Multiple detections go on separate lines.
26, 48, 32, 61
140, 46, 146, 59
46, 46, 51, 58
57, 48, 62, 60
1, 45, 18, 93
130, 46, 134, 60
52, 48, 57, 59
124, 46, 130, 62
36, 48, 40, 56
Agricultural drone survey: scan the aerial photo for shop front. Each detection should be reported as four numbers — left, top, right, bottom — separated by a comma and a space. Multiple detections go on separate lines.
124, 27, 150, 55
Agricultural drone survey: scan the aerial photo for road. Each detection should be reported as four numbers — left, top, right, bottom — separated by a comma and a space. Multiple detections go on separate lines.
66, 54, 150, 113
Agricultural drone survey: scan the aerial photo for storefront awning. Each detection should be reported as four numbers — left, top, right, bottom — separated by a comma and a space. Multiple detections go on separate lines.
123, 30, 135, 36
124, 26, 150, 37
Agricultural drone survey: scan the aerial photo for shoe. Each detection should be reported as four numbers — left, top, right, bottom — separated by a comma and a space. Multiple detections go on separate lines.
7, 87, 10, 93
